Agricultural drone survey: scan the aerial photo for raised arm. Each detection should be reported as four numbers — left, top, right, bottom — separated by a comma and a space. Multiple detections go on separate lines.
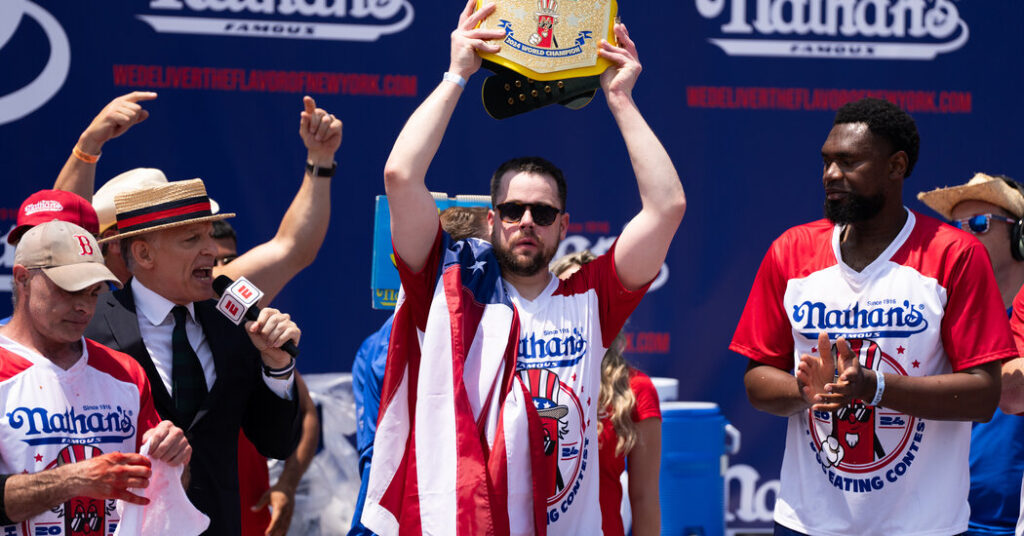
215, 96, 338, 305
383, 0, 505, 272
53, 92, 157, 200
600, 24, 686, 291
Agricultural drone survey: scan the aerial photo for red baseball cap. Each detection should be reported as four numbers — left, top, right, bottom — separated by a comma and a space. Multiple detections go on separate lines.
6, 190, 100, 245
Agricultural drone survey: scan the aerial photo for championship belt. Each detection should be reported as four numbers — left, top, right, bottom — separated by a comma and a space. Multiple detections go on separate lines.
476, 0, 618, 119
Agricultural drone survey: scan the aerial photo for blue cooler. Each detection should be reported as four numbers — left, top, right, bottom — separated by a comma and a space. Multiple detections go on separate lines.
658, 402, 740, 536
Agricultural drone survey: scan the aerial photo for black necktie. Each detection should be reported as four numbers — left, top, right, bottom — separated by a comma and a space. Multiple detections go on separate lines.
171, 305, 207, 427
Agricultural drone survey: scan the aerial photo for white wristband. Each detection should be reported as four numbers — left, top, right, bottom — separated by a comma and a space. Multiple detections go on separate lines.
443, 71, 467, 89
869, 370, 885, 407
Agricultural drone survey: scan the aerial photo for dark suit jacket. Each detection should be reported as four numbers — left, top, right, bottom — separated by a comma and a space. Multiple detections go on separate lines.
85, 284, 300, 536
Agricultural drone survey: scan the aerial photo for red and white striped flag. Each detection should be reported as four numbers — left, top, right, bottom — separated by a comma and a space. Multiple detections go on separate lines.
362, 237, 549, 536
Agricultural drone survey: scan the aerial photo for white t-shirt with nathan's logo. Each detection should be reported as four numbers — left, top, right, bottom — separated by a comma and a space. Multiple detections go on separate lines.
506, 244, 649, 536
731, 210, 1015, 536
0, 336, 160, 536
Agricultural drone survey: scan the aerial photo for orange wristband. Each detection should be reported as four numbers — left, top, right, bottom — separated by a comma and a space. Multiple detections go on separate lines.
72, 145, 100, 164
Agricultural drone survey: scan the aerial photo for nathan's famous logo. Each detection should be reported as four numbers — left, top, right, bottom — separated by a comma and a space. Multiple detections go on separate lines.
517, 327, 589, 369
809, 339, 923, 493
792, 299, 928, 339
139, 0, 414, 41
0, 1, 70, 126
518, 368, 589, 525
46, 444, 116, 536
8, 405, 136, 446
495, 0, 596, 60
694, 0, 968, 60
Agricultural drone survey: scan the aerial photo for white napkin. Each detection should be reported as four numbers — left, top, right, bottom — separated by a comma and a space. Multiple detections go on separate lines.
113, 440, 209, 536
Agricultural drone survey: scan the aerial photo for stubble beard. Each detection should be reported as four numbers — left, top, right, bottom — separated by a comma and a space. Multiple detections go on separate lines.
492, 226, 558, 277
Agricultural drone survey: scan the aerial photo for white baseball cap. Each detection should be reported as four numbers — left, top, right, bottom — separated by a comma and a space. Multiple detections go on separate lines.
14, 220, 121, 291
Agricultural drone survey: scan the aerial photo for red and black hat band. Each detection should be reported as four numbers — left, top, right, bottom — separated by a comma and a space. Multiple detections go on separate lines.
116, 196, 213, 234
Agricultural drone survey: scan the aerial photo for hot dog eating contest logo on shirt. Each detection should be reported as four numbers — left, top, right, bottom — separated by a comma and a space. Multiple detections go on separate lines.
807, 338, 924, 493
519, 368, 589, 524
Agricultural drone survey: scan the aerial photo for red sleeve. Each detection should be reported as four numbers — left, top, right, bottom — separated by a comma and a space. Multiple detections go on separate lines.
565, 241, 653, 348
629, 371, 661, 422
940, 241, 1017, 371
393, 224, 444, 331
729, 238, 795, 370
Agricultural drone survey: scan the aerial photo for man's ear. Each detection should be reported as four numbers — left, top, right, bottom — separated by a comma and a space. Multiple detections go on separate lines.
11, 265, 29, 286
889, 150, 908, 181
559, 212, 570, 241
130, 238, 157, 270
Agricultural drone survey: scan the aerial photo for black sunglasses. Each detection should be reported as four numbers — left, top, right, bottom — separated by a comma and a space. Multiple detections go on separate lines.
950, 213, 1016, 235
495, 202, 563, 226
835, 401, 872, 423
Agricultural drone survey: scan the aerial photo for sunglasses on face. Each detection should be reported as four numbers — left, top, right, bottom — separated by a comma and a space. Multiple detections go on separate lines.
495, 202, 563, 227
950, 213, 1017, 235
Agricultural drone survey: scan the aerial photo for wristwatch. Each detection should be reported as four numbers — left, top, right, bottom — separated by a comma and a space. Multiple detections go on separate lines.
305, 160, 337, 178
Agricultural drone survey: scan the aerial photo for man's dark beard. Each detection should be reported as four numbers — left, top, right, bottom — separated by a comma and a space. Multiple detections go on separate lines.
492, 227, 554, 277
824, 192, 885, 224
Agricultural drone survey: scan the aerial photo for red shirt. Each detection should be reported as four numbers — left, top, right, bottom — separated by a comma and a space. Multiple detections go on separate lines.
597, 370, 661, 536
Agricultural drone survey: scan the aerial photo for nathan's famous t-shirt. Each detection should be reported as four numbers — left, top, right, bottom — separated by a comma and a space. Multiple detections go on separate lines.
731, 210, 1015, 536
506, 243, 649, 535
0, 336, 160, 536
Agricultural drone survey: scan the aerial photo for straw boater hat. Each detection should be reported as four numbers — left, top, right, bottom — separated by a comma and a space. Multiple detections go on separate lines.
98, 178, 234, 243
93, 168, 221, 234
917, 172, 1024, 221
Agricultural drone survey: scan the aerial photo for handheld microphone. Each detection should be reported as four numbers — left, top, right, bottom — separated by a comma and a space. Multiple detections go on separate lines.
213, 275, 299, 357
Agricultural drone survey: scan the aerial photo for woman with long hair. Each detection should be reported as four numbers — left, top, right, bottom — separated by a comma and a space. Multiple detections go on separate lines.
551, 251, 663, 536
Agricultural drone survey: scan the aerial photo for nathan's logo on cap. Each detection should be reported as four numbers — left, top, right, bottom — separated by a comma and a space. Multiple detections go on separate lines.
23, 200, 64, 215
137, 0, 414, 42
694, 0, 969, 60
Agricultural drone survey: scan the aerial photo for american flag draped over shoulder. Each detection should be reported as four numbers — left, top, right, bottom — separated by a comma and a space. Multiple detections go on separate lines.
362, 235, 549, 536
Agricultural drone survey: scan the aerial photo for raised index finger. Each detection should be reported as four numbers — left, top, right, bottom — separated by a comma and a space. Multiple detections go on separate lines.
124, 91, 158, 103
303, 95, 316, 115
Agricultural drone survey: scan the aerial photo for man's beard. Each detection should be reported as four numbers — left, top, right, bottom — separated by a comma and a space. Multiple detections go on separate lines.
492, 226, 557, 277
824, 192, 886, 225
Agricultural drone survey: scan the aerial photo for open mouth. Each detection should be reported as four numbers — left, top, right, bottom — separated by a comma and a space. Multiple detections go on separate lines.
192, 267, 213, 281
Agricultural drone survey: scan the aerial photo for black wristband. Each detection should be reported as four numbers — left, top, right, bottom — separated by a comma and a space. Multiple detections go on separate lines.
0, 474, 14, 525
305, 160, 337, 178
262, 357, 296, 378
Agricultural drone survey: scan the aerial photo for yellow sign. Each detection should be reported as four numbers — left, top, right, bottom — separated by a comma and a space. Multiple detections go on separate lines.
476, 0, 618, 81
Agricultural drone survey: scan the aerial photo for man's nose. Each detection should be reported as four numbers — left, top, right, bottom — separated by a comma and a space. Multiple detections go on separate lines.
823, 162, 842, 181
520, 206, 536, 227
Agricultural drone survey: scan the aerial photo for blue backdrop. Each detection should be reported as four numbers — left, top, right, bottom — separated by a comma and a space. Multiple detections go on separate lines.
3, 1, 1022, 531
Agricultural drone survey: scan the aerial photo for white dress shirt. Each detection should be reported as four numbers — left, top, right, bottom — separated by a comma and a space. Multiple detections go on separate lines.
131, 278, 294, 400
